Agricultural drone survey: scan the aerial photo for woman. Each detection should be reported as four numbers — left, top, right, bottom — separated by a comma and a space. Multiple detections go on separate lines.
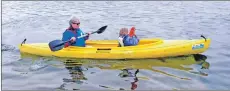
62, 16, 90, 47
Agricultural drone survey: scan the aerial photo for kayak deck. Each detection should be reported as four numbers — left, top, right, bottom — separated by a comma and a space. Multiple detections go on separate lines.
19, 38, 211, 59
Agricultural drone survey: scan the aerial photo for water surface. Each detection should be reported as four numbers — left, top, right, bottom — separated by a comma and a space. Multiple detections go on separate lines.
2, 1, 230, 90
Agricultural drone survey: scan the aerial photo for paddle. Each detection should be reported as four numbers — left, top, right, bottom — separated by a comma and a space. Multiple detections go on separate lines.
48, 25, 108, 52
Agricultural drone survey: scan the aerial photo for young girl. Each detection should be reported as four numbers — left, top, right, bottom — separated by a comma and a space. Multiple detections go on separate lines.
118, 27, 139, 47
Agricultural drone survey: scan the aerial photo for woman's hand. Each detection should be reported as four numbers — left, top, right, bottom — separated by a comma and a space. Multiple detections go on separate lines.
86, 32, 91, 36
84, 32, 90, 40
70, 37, 76, 42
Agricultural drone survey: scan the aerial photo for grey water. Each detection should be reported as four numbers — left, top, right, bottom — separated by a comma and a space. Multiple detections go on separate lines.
2, 1, 230, 90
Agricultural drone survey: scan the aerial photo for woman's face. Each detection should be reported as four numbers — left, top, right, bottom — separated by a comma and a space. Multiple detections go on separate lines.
71, 23, 80, 29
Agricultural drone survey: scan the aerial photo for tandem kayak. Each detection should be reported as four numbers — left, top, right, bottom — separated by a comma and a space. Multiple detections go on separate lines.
19, 36, 211, 59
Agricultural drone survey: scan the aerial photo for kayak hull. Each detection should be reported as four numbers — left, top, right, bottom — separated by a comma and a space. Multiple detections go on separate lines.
19, 38, 211, 59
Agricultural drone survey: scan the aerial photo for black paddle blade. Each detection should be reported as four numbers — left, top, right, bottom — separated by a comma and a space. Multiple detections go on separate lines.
97, 25, 107, 34
48, 40, 65, 51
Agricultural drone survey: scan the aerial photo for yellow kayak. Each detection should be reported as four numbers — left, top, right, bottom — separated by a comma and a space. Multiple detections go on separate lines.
19, 36, 211, 59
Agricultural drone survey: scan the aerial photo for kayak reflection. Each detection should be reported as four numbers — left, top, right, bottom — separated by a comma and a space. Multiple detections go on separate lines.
20, 53, 209, 90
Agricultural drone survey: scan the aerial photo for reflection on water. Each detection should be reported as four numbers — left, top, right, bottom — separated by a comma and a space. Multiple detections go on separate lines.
2, 44, 16, 51
2, 1, 230, 90
119, 69, 139, 90
14, 53, 210, 90
11, 57, 50, 74
57, 61, 88, 90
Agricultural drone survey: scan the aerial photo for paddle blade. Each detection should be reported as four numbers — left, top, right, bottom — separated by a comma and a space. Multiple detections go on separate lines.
48, 40, 65, 51
97, 25, 107, 34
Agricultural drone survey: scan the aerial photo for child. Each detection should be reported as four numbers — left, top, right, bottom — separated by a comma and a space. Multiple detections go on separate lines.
118, 28, 129, 47
118, 27, 139, 47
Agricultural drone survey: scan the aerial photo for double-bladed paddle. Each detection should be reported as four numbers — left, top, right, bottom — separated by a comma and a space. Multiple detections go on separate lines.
48, 25, 107, 52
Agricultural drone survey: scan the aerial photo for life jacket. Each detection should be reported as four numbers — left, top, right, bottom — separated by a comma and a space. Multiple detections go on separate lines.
123, 35, 139, 46
62, 28, 88, 47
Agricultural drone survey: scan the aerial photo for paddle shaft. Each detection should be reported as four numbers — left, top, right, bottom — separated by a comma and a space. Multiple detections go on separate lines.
54, 33, 91, 48
77, 31, 97, 38
49, 25, 107, 51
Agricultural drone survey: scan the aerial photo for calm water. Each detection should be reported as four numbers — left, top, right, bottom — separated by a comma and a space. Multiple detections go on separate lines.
2, 1, 230, 90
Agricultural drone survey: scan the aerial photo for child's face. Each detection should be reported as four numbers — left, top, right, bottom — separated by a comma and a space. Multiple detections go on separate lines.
119, 28, 128, 36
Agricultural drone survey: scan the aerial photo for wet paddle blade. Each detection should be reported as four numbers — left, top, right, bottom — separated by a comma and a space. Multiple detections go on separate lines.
48, 40, 65, 51
96, 25, 107, 34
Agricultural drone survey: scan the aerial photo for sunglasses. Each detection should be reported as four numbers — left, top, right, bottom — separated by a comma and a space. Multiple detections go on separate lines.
72, 23, 80, 25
